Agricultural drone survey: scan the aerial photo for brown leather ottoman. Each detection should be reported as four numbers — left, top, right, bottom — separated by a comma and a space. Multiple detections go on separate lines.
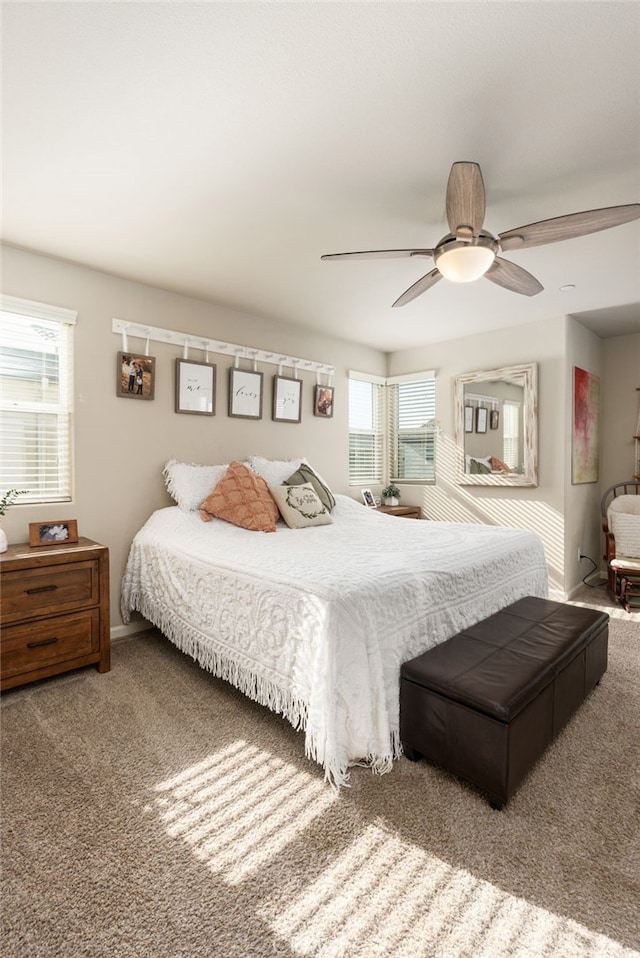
400, 596, 609, 808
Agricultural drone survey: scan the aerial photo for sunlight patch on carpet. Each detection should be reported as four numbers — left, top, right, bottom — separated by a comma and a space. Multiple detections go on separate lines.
265, 823, 635, 958
153, 740, 336, 885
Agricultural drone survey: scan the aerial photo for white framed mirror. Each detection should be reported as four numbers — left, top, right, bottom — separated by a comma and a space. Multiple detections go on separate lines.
455, 362, 538, 486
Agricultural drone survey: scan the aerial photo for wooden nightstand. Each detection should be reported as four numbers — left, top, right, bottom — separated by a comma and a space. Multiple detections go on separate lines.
0, 537, 110, 691
376, 505, 422, 519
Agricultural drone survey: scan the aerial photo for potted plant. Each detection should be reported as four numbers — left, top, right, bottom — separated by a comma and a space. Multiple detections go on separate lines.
0, 489, 28, 553
381, 483, 401, 507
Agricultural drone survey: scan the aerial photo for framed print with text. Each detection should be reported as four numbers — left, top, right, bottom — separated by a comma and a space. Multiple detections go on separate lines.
272, 375, 302, 423
228, 367, 263, 419
175, 359, 216, 415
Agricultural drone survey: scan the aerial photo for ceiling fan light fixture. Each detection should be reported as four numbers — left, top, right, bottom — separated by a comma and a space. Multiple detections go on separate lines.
434, 236, 498, 283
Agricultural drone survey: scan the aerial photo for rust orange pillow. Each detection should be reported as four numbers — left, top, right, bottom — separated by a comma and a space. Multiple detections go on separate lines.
199, 460, 278, 532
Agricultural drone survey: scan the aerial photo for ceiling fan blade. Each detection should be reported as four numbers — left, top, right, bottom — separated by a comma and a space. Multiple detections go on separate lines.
321, 249, 433, 261
446, 161, 486, 237
485, 257, 543, 296
499, 203, 640, 251
392, 268, 442, 307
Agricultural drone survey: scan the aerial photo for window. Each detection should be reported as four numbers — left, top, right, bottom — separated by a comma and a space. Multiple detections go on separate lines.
388, 373, 436, 482
348, 373, 385, 484
0, 295, 76, 504
348, 370, 437, 486
502, 401, 520, 471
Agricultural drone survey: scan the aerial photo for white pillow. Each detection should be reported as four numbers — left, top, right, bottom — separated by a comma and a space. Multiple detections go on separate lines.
269, 483, 333, 529
163, 459, 229, 512
610, 512, 640, 559
608, 494, 640, 519
246, 455, 308, 487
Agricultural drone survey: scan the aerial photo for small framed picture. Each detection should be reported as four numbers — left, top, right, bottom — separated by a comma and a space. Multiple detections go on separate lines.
490, 409, 500, 430
272, 375, 302, 423
117, 352, 155, 400
175, 359, 216, 415
464, 406, 474, 433
476, 407, 488, 434
361, 489, 376, 508
228, 367, 263, 419
29, 520, 78, 547
314, 385, 334, 418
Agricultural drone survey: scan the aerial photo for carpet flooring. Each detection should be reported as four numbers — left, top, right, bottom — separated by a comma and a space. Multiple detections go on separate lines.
1, 595, 639, 957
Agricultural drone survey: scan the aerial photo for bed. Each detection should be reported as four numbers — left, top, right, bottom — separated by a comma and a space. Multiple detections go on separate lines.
121, 458, 548, 786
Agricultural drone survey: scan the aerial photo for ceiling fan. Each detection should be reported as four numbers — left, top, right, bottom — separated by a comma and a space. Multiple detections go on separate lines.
321, 162, 640, 307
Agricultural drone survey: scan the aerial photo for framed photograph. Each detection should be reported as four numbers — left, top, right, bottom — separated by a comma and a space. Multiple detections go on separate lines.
314, 385, 334, 418
490, 409, 500, 430
117, 352, 155, 400
272, 375, 302, 423
228, 367, 263, 420
476, 407, 488, 434
29, 519, 78, 548
361, 489, 376, 508
175, 359, 216, 415
464, 406, 474, 433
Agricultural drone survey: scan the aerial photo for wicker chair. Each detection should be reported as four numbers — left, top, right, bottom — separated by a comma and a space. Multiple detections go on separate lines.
600, 481, 640, 611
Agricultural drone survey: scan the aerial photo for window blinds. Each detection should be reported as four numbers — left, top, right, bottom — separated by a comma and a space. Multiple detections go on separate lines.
0, 297, 76, 504
387, 374, 436, 482
348, 374, 385, 484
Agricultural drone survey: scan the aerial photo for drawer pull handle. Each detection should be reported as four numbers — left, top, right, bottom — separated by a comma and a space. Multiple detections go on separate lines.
27, 637, 58, 649
25, 585, 58, 595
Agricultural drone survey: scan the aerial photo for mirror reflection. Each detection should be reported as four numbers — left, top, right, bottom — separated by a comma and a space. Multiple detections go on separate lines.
455, 363, 538, 486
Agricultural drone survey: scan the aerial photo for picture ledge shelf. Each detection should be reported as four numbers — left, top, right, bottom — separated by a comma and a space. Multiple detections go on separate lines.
112, 318, 335, 378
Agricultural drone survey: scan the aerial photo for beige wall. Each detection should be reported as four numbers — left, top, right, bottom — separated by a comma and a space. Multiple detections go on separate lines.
563, 317, 602, 593
601, 332, 640, 490
3, 244, 638, 620
390, 317, 639, 597
564, 324, 640, 587
388, 317, 568, 595
1, 245, 385, 626
598, 330, 640, 573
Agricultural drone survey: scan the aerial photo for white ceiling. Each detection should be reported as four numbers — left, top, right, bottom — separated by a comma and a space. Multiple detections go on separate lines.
3, 2, 640, 351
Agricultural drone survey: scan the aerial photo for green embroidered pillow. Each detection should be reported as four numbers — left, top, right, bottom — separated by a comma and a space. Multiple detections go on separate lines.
284, 463, 336, 512
270, 483, 333, 529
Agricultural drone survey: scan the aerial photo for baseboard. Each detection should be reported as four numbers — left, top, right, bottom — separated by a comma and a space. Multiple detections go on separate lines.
548, 588, 568, 603
565, 572, 607, 601
111, 618, 153, 642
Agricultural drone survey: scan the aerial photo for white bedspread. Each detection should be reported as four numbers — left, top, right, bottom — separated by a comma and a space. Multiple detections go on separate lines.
121, 495, 548, 786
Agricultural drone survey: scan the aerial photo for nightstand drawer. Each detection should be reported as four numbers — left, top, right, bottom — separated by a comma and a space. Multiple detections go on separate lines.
376, 506, 422, 519
0, 560, 99, 625
1, 609, 100, 679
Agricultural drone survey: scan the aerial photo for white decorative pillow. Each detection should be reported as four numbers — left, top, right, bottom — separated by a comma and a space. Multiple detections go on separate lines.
269, 483, 333, 529
608, 494, 640, 519
163, 459, 229, 512
246, 455, 308, 487
610, 512, 640, 559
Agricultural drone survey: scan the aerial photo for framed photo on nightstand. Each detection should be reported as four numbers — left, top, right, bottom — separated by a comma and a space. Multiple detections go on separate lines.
361, 489, 376, 508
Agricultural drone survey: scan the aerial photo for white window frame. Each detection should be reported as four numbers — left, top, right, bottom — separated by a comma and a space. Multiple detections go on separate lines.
1, 294, 76, 504
387, 371, 436, 484
348, 371, 386, 485
348, 369, 437, 487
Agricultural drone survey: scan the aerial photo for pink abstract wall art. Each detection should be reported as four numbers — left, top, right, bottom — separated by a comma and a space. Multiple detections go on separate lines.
572, 366, 600, 484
